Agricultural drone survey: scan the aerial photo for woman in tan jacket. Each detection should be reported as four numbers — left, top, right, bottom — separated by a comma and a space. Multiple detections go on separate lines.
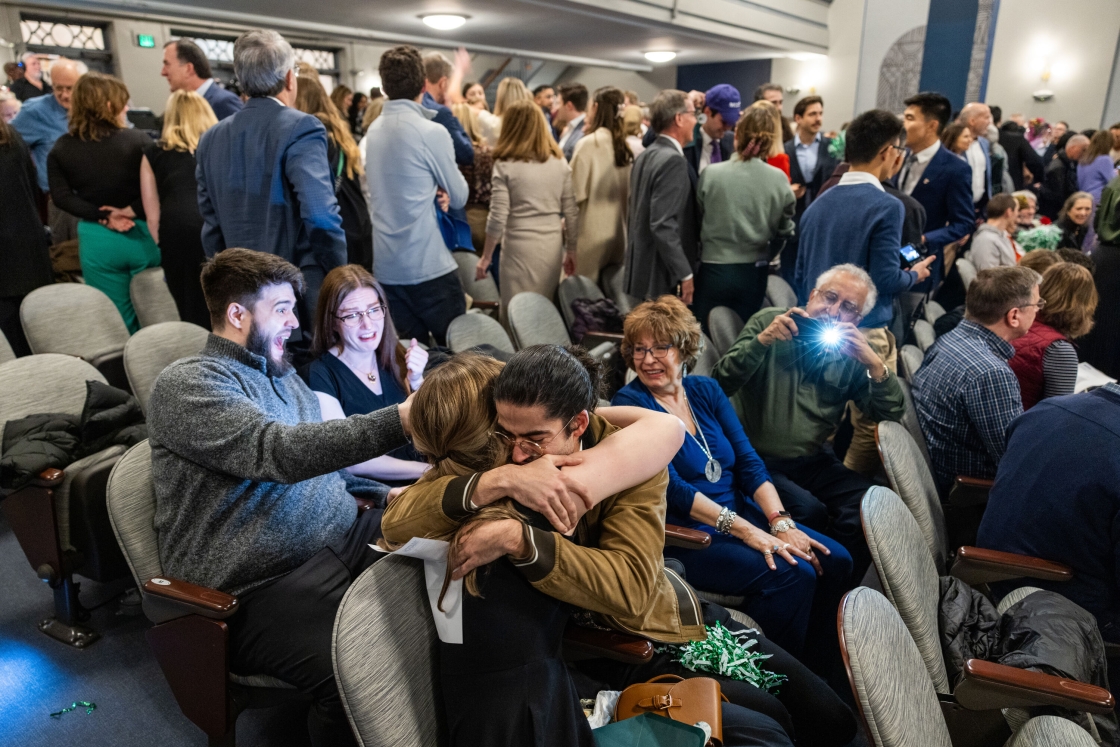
477, 99, 578, 323
570, 86, 634, 282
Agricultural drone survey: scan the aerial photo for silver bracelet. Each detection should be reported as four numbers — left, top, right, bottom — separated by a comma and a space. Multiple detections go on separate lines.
715, 507, 738, 535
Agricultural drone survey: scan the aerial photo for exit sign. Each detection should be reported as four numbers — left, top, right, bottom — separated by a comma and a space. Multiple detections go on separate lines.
136, 33, 155, 48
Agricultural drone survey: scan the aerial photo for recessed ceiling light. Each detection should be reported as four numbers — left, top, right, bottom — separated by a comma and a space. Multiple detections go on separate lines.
644, 51, 677, 63
422, 14, 468, 31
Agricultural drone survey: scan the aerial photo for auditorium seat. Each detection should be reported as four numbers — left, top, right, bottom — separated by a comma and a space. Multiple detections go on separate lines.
687, 333, 720, 377
0, 329, 14, 365
130, 268, 182, 328
898, 344, 924, 382
859, 486, 1097, 738
913, 319, 936, 353
924, 300, 947, 325
839, 586, 1103, 747
764, 274, 798, 309
557, 274, 605, 331
707, 306, 744, 357
446, 313, 515, 354
957, 257, 979, 291
874, 422, 948, 572
0, 353, 130, 647
452, 250, 500, 314
124, 321, 210, 415
20, 283, 132, 392
507, 292, 615, 361
599, 264, 635, 315
106, 441, 311, 746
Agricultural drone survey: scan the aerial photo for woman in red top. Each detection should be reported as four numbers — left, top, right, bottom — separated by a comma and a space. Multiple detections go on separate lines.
748, 99, 791, 179
1009, 262, 1098, 409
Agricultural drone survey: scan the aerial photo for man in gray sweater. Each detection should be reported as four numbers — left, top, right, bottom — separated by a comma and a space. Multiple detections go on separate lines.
969, 193, 1020, 270
147, 248, 411, 746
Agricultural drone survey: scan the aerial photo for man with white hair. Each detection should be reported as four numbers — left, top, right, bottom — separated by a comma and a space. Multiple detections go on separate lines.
11, 52, 51, 101
195, 28, 346, 339
714, 263, 907, 579
959, 102, 993, 216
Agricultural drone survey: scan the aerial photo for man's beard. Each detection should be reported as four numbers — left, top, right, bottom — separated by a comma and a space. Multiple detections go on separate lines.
246, 320, 294, 378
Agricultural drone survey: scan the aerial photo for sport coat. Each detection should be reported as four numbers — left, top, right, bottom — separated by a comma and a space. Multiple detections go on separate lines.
906, 145, 974, 288
195, 97, 346, 272
202, 82, 243, 121
624, 136, 698, 300
682, 122, 734, 174
785, 135, 838, 216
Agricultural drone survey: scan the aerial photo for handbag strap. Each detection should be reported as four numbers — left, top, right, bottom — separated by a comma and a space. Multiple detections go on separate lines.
644, 674, 686, 685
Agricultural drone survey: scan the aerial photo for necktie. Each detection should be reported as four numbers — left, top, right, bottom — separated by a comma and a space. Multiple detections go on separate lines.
900, 153, 918, 192
710, 140, 722, 165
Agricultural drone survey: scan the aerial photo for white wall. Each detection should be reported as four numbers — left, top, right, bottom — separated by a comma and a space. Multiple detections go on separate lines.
985, 0, 1120, 130
768, 0, 866, 132
852, 0, 930, 115
554, 65, 676, 105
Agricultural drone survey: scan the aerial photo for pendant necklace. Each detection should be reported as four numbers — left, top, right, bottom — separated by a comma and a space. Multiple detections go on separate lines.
659, 391, 721, 483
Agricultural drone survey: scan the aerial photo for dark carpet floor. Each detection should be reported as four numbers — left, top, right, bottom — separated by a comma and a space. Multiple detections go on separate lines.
0, 514, 313, 747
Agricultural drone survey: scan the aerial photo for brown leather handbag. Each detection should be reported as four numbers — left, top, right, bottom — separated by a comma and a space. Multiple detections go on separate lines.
614, 674, 725, 746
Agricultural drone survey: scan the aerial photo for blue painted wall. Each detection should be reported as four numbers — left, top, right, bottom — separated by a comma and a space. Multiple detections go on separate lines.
918, 0, 979, 111
676, 59, 772, 102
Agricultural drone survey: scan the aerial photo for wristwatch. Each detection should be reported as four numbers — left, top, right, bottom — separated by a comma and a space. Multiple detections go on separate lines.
770, 518, 796, 535
867, 366, 890, 384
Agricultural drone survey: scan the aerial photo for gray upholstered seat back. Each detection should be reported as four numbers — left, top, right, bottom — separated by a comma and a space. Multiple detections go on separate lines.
840, 587, 952, 747
895, 379, 933, 471
130, 268, 181, 328
124, 322, 210, 415
898, 344, 924, 382
0, 354, 107, 426
333, 555, 442, 747
764, 275, 797, 308
452, 251, 500, 304
105, 441, 162, 587
599, 264, 634, 314
708, 307, 744, 357
688, 333, 720, 377
446, 313, 515, 354
557, 275, 604, 331
924, 301, 946, 324
913, 320, 936, 352
507, 292, 570, 349
0, 330, 14, 365
861, 486, 951, 693
21, 283, 130, 360
1007, 715, 1099, 746
957, 258, 978, 290
876, 421, 947, 573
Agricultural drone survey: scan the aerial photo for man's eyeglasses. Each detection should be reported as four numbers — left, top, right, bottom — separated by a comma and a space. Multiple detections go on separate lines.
627, 344, 674, 361
817, 290, 864, 321
492, 413, 580, 459
1018, 299, 1047, 311
336, 305, 385, 327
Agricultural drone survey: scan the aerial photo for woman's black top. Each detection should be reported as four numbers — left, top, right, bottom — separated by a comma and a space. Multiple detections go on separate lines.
305, 350, 408, 416
47, 128, 151, 222
144, 143, 211, 329
327, 140, 373, 268
0, 129, 52, 297
1057, 216, 1087, 250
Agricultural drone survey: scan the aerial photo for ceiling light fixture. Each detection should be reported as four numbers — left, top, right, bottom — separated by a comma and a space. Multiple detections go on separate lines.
644, 51, 677, 63
422, 14, 468, 31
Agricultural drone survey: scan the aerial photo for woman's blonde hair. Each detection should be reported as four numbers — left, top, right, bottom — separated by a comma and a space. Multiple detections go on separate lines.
451, 102, 482, 146
621, 295, 704, 371
296, 75, 362, 178
403, 353, 524, 603
492, 99, 563, 163
361, 96, 384, 131
747, 100, 784, 158
1039, 262, 1098, 338
69, 72, 129, 141
622, 104, 643, 138
734, 106, 776, 160
160, 89, 218, 153
493, 77, 531, 117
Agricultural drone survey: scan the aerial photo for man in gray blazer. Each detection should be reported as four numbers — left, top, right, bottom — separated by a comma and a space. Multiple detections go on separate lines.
624, 89, 699, 303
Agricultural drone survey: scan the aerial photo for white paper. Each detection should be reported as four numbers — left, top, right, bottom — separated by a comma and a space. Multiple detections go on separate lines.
1076, 362, 1117, 393
372, 538, 463, 644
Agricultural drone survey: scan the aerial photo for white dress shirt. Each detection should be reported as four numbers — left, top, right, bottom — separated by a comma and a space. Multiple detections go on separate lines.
901, 140, 941, 195
699, 130, 715, 173
837, 170, 885, 191
558, 113, 585, 152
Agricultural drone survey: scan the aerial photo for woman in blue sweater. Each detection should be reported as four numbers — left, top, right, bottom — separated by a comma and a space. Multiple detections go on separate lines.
612, 296, 852, 660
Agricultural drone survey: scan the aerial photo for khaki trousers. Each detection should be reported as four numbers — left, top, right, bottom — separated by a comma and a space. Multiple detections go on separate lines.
843, 327, 898, 476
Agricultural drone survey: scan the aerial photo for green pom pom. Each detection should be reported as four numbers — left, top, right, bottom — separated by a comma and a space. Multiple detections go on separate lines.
658, 622, 787, 693
1017, 224, 1063, 253
828, 130, 846, 161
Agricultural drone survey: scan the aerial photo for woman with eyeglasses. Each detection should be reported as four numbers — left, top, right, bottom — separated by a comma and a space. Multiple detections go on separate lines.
611, 295, 852, 667
305, 264, 429, 482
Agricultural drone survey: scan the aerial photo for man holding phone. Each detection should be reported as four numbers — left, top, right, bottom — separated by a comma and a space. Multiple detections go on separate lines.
794, 109, 934, 476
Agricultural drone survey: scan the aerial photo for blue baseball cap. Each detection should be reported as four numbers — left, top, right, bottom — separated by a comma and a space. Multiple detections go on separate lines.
705, 84, 742, 125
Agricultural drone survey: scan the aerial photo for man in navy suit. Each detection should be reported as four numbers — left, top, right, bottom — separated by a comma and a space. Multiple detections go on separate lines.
899, 92, 974, 290
421, 52, 473, 166
161, 39, 243, 121
195, 29, 346, 335
958, 102, 993, 218
783, 95, 839, 284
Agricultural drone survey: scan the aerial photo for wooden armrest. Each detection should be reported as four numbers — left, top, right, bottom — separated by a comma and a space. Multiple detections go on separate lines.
563, 623, 654, 665
582, 331, 624, 344
955, 658, 1114, 714
948, 476, 994, 507
665, 524, 711, 550
471, 300, 501, 310
32, 467, 65, 488
143, 576, 238, 622
950, 546, 1072, 585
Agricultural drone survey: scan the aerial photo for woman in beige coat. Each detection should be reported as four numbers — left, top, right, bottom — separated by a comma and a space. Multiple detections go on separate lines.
570, 86, 634, 283
477, 99, 578, 323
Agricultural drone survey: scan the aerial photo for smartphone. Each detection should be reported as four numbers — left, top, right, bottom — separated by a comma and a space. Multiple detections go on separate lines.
899, 244, 922, 268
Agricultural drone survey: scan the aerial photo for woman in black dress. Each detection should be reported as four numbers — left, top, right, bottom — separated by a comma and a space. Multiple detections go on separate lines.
0, 114, 53, 355
295, 76, 373, 269
139, 89, 217, 329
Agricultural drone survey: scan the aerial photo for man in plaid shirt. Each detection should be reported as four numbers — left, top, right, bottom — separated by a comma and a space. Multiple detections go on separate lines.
912, 266, 1042, 492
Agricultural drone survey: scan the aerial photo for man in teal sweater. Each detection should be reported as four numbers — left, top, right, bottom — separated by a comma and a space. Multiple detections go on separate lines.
794, 109, 934, 475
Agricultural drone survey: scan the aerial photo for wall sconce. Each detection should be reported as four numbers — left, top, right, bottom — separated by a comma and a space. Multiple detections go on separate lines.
786, 86, 801, 95
1032, 90, 1054, 102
